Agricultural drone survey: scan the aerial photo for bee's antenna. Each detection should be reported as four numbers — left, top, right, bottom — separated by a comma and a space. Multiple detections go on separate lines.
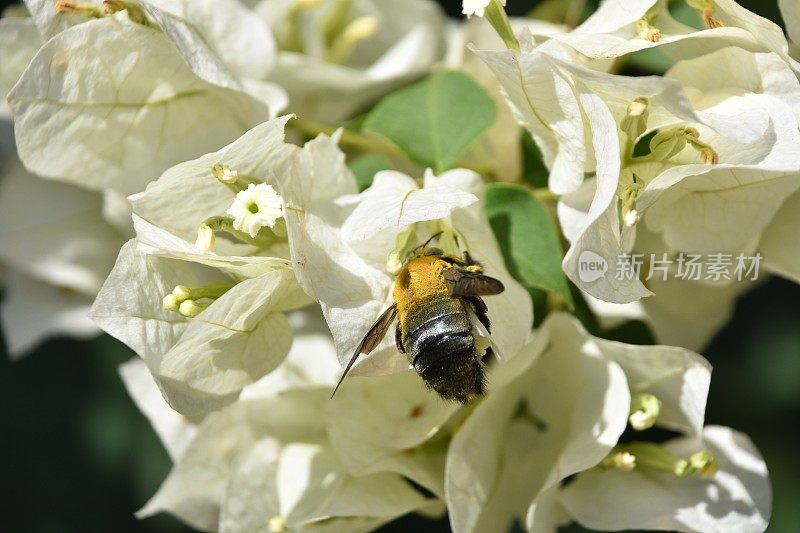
411, 231, 443, 255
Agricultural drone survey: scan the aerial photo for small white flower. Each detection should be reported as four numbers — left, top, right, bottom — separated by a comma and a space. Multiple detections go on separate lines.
227, 183, 284, 238
462, 0, 505, 18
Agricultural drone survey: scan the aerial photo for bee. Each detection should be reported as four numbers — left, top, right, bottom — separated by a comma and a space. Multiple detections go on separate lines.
331, 235, 505, 403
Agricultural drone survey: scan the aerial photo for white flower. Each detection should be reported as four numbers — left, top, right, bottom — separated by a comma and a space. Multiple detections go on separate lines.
254, 0, 447, 121
227, 183, 284, 238
462, 0, 504, 19
90, 118, 327, 418
559, 426, 772, 532
284, 163, 532, 377
445, 312, 715, 532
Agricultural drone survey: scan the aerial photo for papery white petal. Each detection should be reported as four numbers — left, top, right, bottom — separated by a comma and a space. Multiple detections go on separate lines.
23, 0, 97, 38
0, 18, 42, 119
446, 18, 567, 181
8, 18, 269, 195
326, 371, 458, 497
257, 0, 446, 122
1, 270, 98, 358
119, 357, 197, 460
132, 116, 296, 244
551, 0, 798, 72
220, 440, 428, 533
284, 134, 407, 376
0, 157, 124, 295
640, 164, 800, 253
524, 486, 570, 533
341, 170, 477, 242
134, 215, 296, 281
240, 307, 341, 399
446, 313, 630, 533
760, 189, 800, 283
473, 43, 698, 194
560, 426, 772, 533
147, 0, 277, 80
139, 389, 329, 531
596, 338, 711, 435
156, 268, 299, 418
780, 0, 800, 46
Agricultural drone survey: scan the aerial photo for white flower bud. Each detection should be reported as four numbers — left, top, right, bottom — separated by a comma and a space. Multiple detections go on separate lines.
226, 183, 284, 239
179, 299, 204, 318
172, 285, 192, 301
269, 516, 286, 533
195, 224, 216, 252
162, 294, 180, 312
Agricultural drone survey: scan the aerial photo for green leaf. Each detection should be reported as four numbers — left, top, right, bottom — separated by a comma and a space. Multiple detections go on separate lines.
348, 153, 392, 192
363, 70, 498, 172
485, 183, 574, 309
628, 47, 674, 75
521, 131, 549, 188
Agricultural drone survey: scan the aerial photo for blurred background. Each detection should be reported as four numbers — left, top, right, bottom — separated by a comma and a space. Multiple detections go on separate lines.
0, 0, 796, 532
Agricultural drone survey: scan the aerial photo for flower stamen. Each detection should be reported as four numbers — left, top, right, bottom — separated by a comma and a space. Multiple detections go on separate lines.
602, 442, 719, 478
628, 392, 662, 431
162, 283, 232, 318
635, 7, 662, 42
326, 16, 380, 64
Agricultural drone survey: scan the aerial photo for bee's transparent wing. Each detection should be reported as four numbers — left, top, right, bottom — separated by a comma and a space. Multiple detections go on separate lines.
444, 268, 505, 297
331, 303, 398, 398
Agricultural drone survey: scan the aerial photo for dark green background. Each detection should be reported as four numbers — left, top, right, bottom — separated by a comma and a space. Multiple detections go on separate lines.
1, 1, 797, 532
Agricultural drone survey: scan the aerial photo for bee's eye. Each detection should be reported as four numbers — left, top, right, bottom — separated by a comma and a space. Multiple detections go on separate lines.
423, 247, 444, 257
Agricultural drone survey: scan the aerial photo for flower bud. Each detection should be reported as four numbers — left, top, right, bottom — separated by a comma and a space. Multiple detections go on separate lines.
195, 224, 216, 252
620, 97, 650, 148
162, 294, 181, 312
179, 299, 204, 318
269, 515, 286, 533
172, 285, 192, 301
212, 163, 239, 185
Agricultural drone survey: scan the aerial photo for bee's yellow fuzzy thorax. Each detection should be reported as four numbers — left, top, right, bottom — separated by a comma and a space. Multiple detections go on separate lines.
393, 255, 452, 322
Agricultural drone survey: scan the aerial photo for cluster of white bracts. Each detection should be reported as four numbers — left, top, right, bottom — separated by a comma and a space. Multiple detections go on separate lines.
0, 0, 795, 531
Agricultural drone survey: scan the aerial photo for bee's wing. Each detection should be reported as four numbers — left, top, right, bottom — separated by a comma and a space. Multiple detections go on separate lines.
443, 268, 505, 297
331, 303, 398, 398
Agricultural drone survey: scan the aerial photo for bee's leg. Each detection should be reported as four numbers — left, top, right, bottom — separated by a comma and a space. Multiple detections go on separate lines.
395, 326, 405, 354
462, 250, 484, 272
